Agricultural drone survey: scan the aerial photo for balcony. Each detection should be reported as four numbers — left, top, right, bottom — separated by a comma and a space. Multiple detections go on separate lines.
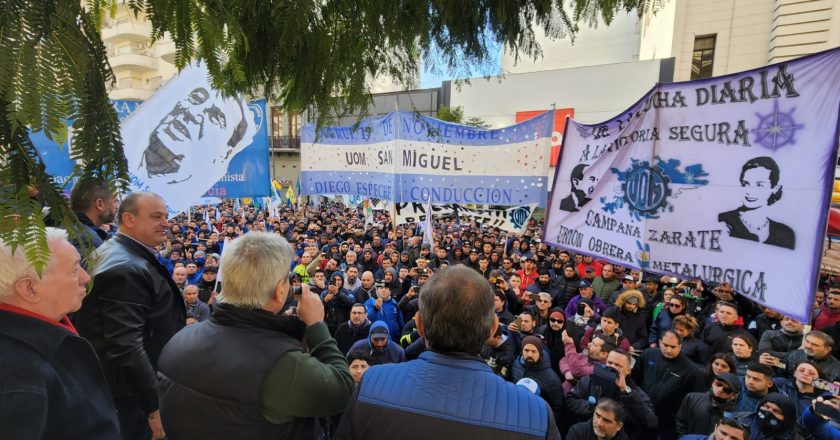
107, 77, 155, 101
109, 47, 157, 72
156, 37, 177, 64
271, 136, 301, 151
101, 20, 153, 42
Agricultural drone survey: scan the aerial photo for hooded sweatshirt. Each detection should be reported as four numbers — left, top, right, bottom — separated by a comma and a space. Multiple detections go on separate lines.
347, 321, 406, 365
737, 394, 799, 440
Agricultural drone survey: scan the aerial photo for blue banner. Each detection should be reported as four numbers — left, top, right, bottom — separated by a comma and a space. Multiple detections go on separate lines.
34, 98, 269, 199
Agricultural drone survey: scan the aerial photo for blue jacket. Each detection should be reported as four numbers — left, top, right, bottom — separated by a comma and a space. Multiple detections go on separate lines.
801, 401, 840, 440
336, 351, 561, 439
347, 321, 406, 365
365, 296, 404, 342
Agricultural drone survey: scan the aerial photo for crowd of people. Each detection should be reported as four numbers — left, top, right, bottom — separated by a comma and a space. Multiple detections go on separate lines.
1, 178, 840, 440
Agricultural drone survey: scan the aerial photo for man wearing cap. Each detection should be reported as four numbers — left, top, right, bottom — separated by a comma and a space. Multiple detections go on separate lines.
676, 372, 741, 437
511, 336, 565, 427
565, 280, 608, 318
516, 255, 539, 291
196, 265, 219, 305
364, 281, 403, 342
346, 320, 406, 365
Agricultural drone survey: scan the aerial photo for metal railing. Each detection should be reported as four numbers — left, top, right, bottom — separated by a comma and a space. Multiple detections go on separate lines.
271, 136, 301, 150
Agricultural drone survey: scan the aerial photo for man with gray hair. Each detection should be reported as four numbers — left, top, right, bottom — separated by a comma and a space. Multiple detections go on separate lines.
337, 265, 561, 439
0, 227, 120, 438
73, 192, 186, 440
156, 231, 354, 439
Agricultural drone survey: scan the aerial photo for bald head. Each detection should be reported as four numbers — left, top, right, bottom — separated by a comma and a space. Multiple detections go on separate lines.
361, 271, 374, 288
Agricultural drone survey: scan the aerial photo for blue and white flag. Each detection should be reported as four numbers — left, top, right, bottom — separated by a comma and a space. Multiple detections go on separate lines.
543, 48, 840, 322
422, 197, 434, 251
121, 64, 258, 217
300, 111, 553, 206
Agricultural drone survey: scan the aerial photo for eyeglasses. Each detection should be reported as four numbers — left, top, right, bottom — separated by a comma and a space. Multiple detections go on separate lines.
549, 318, 565, 324
668, 303, 683, 308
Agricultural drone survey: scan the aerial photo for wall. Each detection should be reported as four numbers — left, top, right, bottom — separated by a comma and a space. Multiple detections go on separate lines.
770, 0, 840, 63
451, 58, 671, 127
500, 11, 641, 74
638, 0, 679, 61
670, 0, 775, 81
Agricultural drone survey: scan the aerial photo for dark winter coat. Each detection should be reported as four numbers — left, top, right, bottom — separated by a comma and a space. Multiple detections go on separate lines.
511, 354, 566, 426
73, 233, 186, 413
0, 308, 120, 439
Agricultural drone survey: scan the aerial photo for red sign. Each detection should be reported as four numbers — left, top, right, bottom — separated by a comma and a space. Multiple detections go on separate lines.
515, 108, 574, 166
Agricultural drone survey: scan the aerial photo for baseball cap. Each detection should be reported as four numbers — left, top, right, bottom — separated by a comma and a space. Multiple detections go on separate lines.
370, 326, 389, 339
579, 280, 591, 288
625, 295, 639, 305
623, 275, 635, 282
715, 373, 742, 394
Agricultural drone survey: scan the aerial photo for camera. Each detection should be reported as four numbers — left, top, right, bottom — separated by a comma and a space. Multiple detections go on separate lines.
291, 285, 302, 296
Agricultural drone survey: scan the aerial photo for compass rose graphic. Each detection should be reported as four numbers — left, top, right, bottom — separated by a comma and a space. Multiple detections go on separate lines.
752, 100, 804, 151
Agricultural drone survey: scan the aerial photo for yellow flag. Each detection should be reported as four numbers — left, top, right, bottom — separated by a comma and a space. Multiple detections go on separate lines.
286, 185, 296, 204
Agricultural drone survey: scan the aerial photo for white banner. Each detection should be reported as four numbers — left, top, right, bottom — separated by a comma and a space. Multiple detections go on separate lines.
301, 112, 553, 206
395, 202, 537, 233
122, 64, 258, 216
543, 49, 840, 322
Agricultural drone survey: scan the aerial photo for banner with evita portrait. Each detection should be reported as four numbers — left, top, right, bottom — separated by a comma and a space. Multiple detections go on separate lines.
543, 48, 840, 322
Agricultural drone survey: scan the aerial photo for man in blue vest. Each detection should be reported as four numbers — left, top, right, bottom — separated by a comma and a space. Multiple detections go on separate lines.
337, 265, 561, 439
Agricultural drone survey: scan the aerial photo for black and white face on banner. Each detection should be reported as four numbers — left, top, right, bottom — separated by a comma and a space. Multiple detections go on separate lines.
543, 49, 840, 322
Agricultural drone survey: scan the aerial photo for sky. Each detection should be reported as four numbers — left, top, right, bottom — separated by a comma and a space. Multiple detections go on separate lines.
419, 29, 503, 89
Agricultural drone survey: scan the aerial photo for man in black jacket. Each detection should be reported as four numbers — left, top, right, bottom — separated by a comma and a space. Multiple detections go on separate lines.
511, 335, 566, 427
74, 192, 186, 440
334, 303, 371, 354
0, 228, 120, 439
701, 301, 751, 355
632, 330, 704, 440
566, 398, 629, 440
566, 349, 657, 438
676, 372, 741, 437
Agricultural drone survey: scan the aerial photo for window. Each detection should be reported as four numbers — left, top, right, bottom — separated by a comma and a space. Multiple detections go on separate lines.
691, 35, 716, 79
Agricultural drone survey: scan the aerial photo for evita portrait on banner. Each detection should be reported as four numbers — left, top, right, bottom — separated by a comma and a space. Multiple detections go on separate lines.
544, 48, 840, 322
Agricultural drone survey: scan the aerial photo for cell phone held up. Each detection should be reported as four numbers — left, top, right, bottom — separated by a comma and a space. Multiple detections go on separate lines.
813, 378, 840, 395
814, 399, 840, 421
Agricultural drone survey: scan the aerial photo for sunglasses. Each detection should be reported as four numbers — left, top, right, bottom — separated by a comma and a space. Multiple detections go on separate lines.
537, 299, 551, 303
549, 318, 565, 324
668, 303, 683, 308
714, 380, 734, 394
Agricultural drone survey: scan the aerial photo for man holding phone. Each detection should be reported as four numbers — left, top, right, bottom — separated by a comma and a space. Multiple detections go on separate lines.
156, 232, 354, 439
